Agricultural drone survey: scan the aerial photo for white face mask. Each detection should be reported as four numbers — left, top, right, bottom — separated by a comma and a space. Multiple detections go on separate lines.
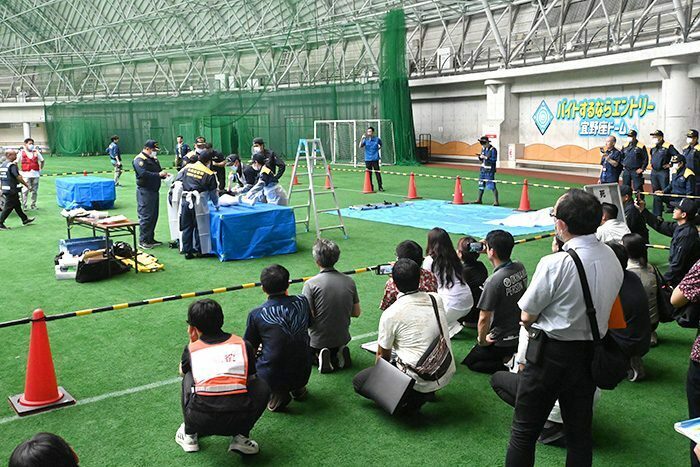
151, 151, 158, 157
195, 148, 203, 155
651, 138, 659, 145
688, 138, 694, 145
627, 137, 633, 143
27, 144, 34, 151
252, 146, 262, 154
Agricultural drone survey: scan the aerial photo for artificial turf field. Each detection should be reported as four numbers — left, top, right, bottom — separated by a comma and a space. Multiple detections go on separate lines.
0, 156, 694, 466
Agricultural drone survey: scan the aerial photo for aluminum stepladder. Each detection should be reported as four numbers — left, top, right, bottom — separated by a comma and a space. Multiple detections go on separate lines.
287, 138, 348, 239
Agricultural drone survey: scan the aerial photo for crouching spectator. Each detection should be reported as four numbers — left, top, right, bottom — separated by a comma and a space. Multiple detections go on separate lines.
456, 236, 489, 327
303, 239, 361, 373
380, 239, 437, 311
245, 265, 312, 412
9, 433, 79, 467
596, 202, 630, 244
353, 259, 456, 414
623, 233, 660, 347
176, 299, 269, 456
462, 230, 527, 374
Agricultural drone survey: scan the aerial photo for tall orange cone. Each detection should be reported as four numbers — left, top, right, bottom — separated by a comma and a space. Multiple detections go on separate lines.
362, 170, 375, 194
292, 165, 300, 186
325, 167, 332, 189
406, 172, 421, 199
451, 177, 464, 204
9, 309, 75, 416
515, 179, 533, 212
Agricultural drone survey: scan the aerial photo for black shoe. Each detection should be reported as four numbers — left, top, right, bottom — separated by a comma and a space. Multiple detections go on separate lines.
538, 421, 566, 447
184, 253, 195, 260
290, 386, 308, 401
337, 346, 352, 369
151, 240, 163, 246
318, 348, 334, 374
0, 224, 9, 231
139, 243, 154, 250
378, 187, 385, 192
22, 217, 35, 225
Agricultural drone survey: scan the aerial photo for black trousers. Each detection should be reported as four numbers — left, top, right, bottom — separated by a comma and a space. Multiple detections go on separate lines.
365, 160, 383, 190
352, 366, 430, 414
179, 203, 200, 255
136, 188, 159, 244
650, 170, 670, 216
506, 338, 595, 467
462, 344, 517, 374
490, 370, 519, 407
688, 360, 700, 466
0, 192, 28, 225
182, 372, 270, 437
622, 169, 645, 197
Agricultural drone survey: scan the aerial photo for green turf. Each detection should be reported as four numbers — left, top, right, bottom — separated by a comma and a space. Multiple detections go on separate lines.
0, 155, 692, 466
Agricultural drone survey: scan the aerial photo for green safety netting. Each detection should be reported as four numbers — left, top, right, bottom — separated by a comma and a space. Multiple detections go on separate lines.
45, 11, 417, 165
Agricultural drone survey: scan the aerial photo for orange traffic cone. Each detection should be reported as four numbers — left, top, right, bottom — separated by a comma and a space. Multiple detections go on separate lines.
406, 172, 421, 199
325, 167, 332, 189
83, 170, 88, 176
362, 170, 375, 194
292, 165, 300, 186
9, 309, 76, 416
515, 179, 533, 212
452, 177, 464, 204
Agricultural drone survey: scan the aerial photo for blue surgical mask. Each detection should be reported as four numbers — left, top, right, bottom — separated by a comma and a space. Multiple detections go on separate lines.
27, 144, 34, 151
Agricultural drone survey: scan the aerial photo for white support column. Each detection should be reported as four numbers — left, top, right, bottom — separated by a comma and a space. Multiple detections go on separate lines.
22, 122, 31, 140
651, 57, 699, 144
483, 79, 519, 168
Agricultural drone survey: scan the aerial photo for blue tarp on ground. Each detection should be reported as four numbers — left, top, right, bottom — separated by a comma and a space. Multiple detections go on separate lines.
335, 200, 551, 237
210, 203, 297, 261
55, 176, 116, 209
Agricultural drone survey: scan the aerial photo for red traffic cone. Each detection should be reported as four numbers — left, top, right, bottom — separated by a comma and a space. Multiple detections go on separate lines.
362, 170, 375, 194
325, 167, 332, 189
516, 179, 533, 212
292, 165, 300, 186
452, 177, 464, 205
9, 309, 76, 416
406, 172, 421, 199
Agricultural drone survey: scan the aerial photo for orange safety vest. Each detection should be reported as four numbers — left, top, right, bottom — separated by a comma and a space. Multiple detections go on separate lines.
19, 149, 40, 172
188, 334, 249, 396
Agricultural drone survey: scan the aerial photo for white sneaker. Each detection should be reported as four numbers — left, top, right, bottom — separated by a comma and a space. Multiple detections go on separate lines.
175, 423, 199, 452
228, 434, 259, 455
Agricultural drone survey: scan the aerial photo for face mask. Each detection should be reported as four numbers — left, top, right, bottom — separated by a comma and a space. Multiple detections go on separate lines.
253, 146, 262, 154
672, 163, 679, 170
688, 138, 694, 144
651, 138, 659, 145
195, 148, 203, 155
27, 144, 34, 151
627, 137, 633, 143
151, 151, 158, 157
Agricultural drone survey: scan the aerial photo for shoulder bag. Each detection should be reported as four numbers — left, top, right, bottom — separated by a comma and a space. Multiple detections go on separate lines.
567, 249, 629, 390
403, 294, 453, 382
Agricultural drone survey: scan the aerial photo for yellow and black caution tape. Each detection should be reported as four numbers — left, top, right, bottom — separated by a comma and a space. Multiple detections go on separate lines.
0, 264, 380, 329
636, 191, 700, 200
647, 244, 670, 250
515, 232, 556, 245
41, 166, 177, 178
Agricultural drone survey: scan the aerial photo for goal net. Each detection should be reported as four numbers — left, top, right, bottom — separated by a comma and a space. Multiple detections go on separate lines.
313, 119, 396, 166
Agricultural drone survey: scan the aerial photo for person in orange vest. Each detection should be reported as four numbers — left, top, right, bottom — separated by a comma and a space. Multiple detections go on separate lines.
17, 138, 44, 210
176, 299, 270, 456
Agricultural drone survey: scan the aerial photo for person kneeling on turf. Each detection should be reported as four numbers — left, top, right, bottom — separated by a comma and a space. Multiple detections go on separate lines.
176, 299, 270, 456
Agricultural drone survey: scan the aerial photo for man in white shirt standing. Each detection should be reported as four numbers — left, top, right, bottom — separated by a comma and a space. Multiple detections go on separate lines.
17, 138, 44, 210
595, 202, 630, 244
505, 189, 623, 466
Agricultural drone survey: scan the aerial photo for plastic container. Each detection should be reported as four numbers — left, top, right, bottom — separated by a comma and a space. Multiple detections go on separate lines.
59, 237, 112, 256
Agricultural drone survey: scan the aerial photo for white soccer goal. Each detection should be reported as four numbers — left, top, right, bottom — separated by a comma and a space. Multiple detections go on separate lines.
313, 119, 396, 166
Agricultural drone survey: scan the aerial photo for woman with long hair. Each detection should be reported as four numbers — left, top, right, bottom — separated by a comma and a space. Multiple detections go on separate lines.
622, 233, 659, 347
457, 236, 489, 327
423, 228, 474, 336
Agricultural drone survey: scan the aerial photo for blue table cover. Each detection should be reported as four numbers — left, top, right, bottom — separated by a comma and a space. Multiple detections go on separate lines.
55, 176, 116, 209
210, 203, 297, 261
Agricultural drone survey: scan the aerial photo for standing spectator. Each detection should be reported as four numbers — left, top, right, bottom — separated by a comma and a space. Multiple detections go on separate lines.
506, 188, 623, 466
303, 239, 361, 374
9, 433, 79, 467
683, 129, 700, 193
670, 259, 700, 466
106, 135, 123, 186
462, 230, 527, 374
606, 242, 651, 382
649, 130, 678, 216
623, 233, 659, 346
17, 137, 44, 210
637, 197, 700, 286
456, 236, 489, 327
423, 228, 474, 336
133, 140, 168, 249
621, 129, 648, 197
473, 136, 499, 206
244, 265, 312, 412
174, 135, 190, 170
595, 202, 630, 244
598, 135, 623, 184
0, 149, 34, 230
619, 185, 648, 243
353, 259, 455, 414
380, 240, 438, 311
359, 126, 383, 191
176, 299, 269, 456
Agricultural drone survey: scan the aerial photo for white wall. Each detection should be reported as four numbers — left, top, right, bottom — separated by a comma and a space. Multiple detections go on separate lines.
412, 96, 485, 144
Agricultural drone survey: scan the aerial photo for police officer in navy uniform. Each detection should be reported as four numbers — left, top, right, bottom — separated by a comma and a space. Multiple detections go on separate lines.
252, 137, 285, 182
621, 129, 649, 198
658, 154, 696, 209
683, 129, 700, 194
649, 129, 679, 216
473, 136, 499, 206
133, 140, 168, 249
0, 149, 34, 230
176, 150, 219, 259
598, 135, 623, 184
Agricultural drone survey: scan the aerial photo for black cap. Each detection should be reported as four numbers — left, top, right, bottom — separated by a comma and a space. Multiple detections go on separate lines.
618, 185, 632, 197
198, 150, 212, 163
252, 153, 265, 164
671, 154, 686, 164
226, 154, 240, 165
478, 136, 490, 144
253, 137, 265, 145
144, 139, 159, 150
677, 198, 697, 218
650, 130, 663, 137
688, 129, 699, 139
626, 129, 638, 138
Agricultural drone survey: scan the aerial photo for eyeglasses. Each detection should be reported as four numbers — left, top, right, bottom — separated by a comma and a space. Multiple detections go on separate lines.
549, 208, 558, 219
